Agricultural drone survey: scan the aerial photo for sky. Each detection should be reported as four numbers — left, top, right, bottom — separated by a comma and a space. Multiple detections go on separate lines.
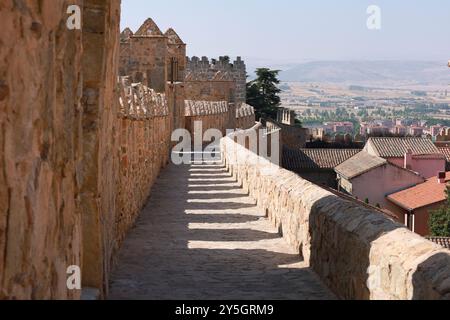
121, 0, 450, 65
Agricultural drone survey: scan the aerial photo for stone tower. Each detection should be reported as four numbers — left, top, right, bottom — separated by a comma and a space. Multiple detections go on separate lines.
119, 18, 168, 93
164, 28, 186, 83
186, 56, 247, 105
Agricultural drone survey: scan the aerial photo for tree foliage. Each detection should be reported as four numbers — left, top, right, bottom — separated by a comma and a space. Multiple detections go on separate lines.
429, 187, 450, 237
246, 68, 281, 119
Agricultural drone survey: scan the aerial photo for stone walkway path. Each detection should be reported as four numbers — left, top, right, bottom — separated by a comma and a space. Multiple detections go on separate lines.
108, 163, 335, 300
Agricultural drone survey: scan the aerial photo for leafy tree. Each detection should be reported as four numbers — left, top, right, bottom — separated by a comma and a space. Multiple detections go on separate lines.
294, 119, 303, 127
429, 187, 450, 237
246, 68, 281, 119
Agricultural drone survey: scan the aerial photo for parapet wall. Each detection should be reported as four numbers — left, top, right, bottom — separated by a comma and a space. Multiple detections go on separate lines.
184, 101, 255, 137
221, 126, 450, 300
119, 78, 169, 118
184, 100, 231, 135
236, 104, 256, 130
266, 119, 308, 149
115, 79, 171, 246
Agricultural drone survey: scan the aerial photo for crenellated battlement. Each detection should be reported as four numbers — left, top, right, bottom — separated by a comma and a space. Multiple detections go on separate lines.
184, 100, 228, 117
236, 103, 255, 118
186, 56, 247, 104
118, 77, 168, 119
186, 56, 246, 72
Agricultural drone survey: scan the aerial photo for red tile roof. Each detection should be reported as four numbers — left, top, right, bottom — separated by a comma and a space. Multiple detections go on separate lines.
283, 148, 361, 171
438, 147, 450, 170
387, 172, 450, 211
335, 151, 388, 180
438, 147, 450, 162
368, 137, 441, 158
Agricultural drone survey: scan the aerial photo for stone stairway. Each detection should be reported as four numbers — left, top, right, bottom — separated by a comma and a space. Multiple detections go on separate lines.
108, 162, 335, 300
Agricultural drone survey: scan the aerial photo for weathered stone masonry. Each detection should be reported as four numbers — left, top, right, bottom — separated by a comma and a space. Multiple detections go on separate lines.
0, 0, 173, 299
185, 56, 247, 104
222, 126, 450, 300
0, 0, 127, 299
0, 0, 86, 300
0, 4, 251, 299
115, 78, 171, 248
236, 104, 256, 130
1, 1, 448, 300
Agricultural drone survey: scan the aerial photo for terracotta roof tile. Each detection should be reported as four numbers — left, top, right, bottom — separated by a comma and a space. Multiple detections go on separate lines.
387, 172, 450, 210
438, 147, 450, 162
283, 148, 361, 171
335, 151, 387, 179
368, 137, 440, 158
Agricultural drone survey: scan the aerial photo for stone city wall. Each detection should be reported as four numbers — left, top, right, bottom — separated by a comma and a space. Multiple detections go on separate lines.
221, 126, 450, 300
184, 101, 255, 137
0, 0, 123, 299
115, 79, 171, 248
0, 0, 84, 300
184, 100, 230, 136
183, 78, 234, 103
0, 1, 172, 300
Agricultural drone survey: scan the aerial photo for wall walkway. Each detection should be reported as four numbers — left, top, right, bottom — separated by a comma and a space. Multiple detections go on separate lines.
109, 162, 334, 299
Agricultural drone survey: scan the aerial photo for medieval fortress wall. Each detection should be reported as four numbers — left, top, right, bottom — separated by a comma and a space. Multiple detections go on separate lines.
4, 1, 445, 302
115, 79, 171, 247
0, 3, 254, 299
0, 0, 123, 299
119, 20, 254, 136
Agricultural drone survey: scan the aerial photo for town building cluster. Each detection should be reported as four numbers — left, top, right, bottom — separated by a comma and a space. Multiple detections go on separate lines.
283, 135, 450, 240
360, 119, 450, 140
305, 118, 450, 146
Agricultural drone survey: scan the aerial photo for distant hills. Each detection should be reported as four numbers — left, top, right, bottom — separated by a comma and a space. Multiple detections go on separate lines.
279, 61, 450, 86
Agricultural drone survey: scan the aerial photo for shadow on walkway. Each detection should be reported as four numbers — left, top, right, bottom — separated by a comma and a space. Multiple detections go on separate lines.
108, 163, 335, 300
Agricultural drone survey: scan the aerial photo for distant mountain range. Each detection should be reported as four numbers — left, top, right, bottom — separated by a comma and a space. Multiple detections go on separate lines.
279, 61, 450, 85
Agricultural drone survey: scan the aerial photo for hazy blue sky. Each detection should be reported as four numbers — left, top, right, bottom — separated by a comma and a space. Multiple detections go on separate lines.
121, 0, 450, 64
